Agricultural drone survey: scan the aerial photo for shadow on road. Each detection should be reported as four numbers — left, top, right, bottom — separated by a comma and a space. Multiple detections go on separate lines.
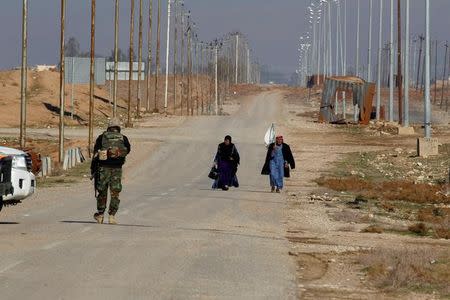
143, 192, 284, 204
0, 222, 19, 225
61, 220, 157, 228
60, 220, 284, 241
198, 188, 273, 194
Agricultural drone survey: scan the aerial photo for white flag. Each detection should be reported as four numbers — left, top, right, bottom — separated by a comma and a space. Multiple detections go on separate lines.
264, 123, 275, 147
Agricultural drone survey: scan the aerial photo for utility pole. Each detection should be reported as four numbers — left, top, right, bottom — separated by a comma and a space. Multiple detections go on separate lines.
397, 0, 403, 124
154, 0, 161, 113
215, 44, 218, 115
376, 0, 383, 120
127, 0, 134, 127
59, 0, 66, 163
180, 10, 185, 115
235, 34, 239, 84
163, 0, 172, 116
416, 35, 424, 91
187, 24, 192, 116
173, 0, 178, 115
20, 0, 28, 148
113, 0, 119, 117
88, 0, 96, 156
404, 0, 410, 127
196, 42, 200, 115
440, 42, 448, 109
434, 40, 438, 103
200, 43, 204, 114
424, 0, 431, 138
146, 0, 153, 111
389, 0, 394, 122
247, 48, 250, 83
136, 0, 143, 119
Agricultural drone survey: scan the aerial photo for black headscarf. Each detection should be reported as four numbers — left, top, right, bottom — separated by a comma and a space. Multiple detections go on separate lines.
217, 135, 239, 164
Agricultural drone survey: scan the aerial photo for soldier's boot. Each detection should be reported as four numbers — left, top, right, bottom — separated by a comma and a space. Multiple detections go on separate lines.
109, 214, 117, 225
94, 212, 104, 224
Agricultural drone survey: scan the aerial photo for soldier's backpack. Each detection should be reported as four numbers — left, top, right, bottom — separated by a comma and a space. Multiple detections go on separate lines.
101, 131, 128, 159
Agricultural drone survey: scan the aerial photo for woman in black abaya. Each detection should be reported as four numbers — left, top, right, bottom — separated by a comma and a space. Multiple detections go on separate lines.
213, 135, 240, 191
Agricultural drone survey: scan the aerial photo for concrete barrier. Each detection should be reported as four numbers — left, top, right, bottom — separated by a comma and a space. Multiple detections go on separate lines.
63, 148, 85, 170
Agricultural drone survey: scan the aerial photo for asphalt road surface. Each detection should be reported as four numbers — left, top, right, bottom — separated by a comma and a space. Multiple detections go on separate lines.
0, 91, 298, 299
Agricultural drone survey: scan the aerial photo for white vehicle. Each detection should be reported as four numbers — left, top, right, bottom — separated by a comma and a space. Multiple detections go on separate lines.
0, 146, 35, 210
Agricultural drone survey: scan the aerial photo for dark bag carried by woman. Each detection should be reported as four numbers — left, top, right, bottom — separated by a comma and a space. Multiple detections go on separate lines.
208, 165, 219, 180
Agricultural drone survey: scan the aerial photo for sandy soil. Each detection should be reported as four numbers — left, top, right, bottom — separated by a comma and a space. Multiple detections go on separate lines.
0, 69, 229, 129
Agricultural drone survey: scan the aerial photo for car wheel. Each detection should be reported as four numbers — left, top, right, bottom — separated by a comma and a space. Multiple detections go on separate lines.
0, 198, 3, 212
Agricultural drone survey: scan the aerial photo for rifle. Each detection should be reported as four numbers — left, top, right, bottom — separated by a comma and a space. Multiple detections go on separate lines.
90, 155, 100, 197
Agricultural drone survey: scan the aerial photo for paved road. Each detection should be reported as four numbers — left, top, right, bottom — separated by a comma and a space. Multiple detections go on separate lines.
0, 91, 297, 299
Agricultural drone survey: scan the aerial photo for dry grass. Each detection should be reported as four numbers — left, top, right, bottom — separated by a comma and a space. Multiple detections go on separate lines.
408, 223, 429, 236
316, 176, 450, 205
362, 225, 384, 234
37, 161, 90, 188
359, 248, 450, 296
417, 208, 450, 239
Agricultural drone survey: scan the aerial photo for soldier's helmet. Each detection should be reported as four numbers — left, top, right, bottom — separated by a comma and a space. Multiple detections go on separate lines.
107, 117, 122, 129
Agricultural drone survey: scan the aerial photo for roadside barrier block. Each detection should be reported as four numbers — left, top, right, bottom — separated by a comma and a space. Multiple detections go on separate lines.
417, 137, 439, 158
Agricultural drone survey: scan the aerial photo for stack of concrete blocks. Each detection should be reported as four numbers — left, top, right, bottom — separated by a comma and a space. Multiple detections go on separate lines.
63, 148, 86, 171
39, 157, 52, 177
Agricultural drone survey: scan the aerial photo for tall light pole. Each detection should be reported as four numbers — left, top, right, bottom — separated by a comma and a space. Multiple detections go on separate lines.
424, 0, 431, 138
376, 0, 383, 120
367, 0, 373, 82
59, 0, 66, 163
356, 0, 360, 77
113, 0, 119, 117
404, 0, 410, 127
316, 14, 322, 84
335, 0, 339, 76
389, 0, 395, 122
163, 0, 172, 115
343, 0, 346, 76
397, 0, 403, 124
327, 0, 332, 75
20, 0, 28, 148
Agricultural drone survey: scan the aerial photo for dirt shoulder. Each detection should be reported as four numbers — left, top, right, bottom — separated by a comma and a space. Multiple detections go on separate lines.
280, 88, 450, 299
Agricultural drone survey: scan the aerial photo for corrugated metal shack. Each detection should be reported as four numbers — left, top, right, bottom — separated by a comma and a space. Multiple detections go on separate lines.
319, 76, 375, 125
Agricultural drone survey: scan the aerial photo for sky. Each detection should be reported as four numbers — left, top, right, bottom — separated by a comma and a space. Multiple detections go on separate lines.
1, 0, 450, 77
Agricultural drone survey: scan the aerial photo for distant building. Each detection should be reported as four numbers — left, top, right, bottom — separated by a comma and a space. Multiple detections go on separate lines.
35, 65, 57, 72
105, 62, 146, 81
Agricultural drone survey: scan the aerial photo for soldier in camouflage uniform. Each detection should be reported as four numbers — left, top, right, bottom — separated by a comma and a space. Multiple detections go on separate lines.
91, 118, 131, 224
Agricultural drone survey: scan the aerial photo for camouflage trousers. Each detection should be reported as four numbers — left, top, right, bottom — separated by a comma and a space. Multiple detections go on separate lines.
96, 167, 122, 216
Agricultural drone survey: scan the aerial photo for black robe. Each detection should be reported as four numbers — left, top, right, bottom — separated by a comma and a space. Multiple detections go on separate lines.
261, 143, 295, 177
215, 142, 240, 172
